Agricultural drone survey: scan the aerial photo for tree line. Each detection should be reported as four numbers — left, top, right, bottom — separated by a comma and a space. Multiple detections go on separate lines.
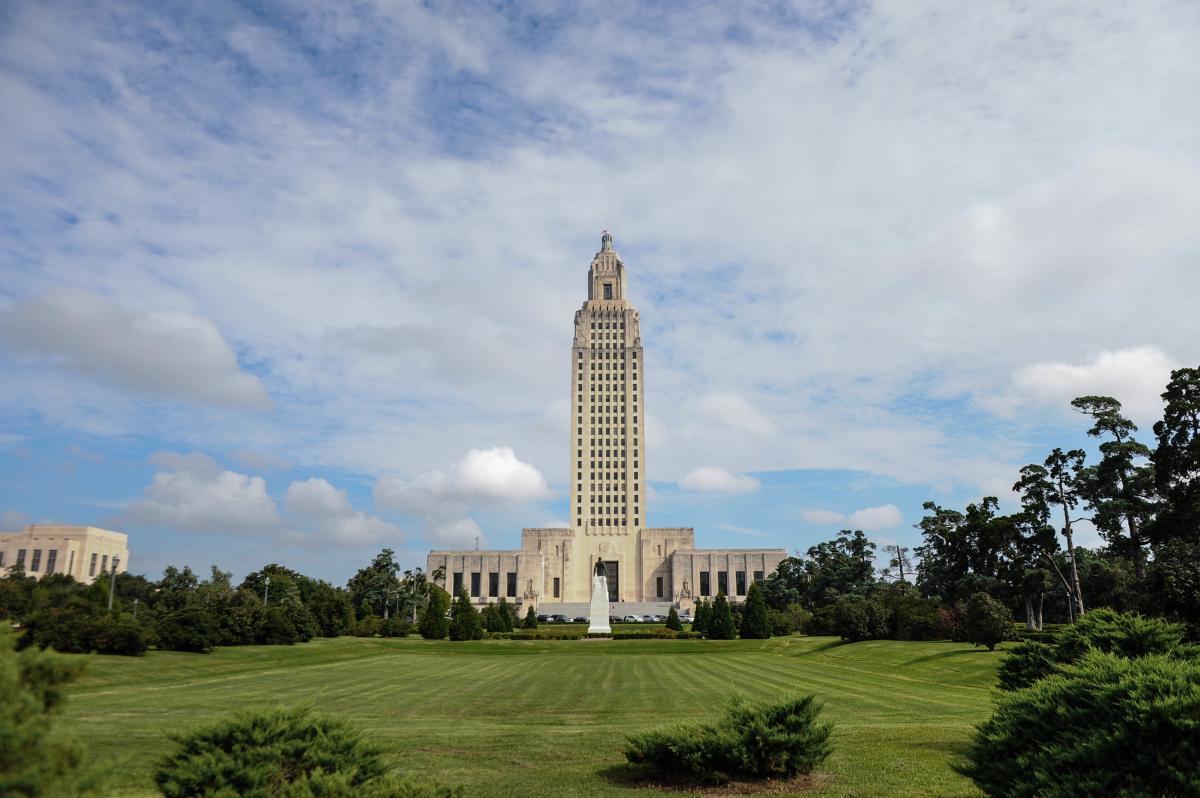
758, 367, 1200, 640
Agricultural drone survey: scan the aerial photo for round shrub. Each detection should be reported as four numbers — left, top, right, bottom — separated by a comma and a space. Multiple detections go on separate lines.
961, 593, 1011, 651
960, 651, 1200, 797
353, 616, 383, 637
154, 706, 460, 797
833, 597, 888, 642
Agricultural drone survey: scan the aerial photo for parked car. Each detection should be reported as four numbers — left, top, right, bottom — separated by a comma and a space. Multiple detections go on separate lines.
536, 614, 549, 623
679, 614, 693, 623
609, 615, 621, 625
652, 614, 666, 622
550, 614, 570, 623
572, 616, 588, 624
622, 615, 640, 623
641, 615, 656, 623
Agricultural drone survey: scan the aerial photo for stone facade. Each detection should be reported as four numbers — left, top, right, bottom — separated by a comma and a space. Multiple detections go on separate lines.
427, 234, 785, 608
0, 525, 129, 585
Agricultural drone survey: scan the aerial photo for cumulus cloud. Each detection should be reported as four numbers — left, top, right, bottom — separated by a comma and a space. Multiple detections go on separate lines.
126, 452, 282, 532
802, 509, 845, 525
695, 394, 775, 438
678, 467, 761, 495
0, 290, 271, 409
374, 447, 552, 515
284, 476, 399, 546
801, 504, 903, 531
229, 449, 293, 472
430, 517, 485, 549
986, 346, 1177, 425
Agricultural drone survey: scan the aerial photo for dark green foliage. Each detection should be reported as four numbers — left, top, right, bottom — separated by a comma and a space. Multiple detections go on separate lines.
961, 593, 1011, 650
155, 606, 221, 653
303, 579, 356, 637
1149, 367, 1200, 547
758, 557, 806, 610
623, 695, 833, 784
769, 603, 810, 636
380, 617, 414, 637
996, 641, 1057, 692
256, 605, 300, 646
0, 625, 88, 796
833, 596, 888, 642
19, 598, 149, 656
692, 600, 710, 636
521, 604, 538, 630
960, 651, 1200, 798
418, 587, 449, 640
997, 608, 1190, 691
805, 604, 837, 636
347, 549, 401, 620
1142, 537, 1200, 631
738, 582, 771, 639
448, 589, 483, 641
665, 606, 682, 632
480, 602, 512, 634
154, 706, 461, 798
495, 597, 515, 632
707, 593, 737, 640
354, 616, 383, 637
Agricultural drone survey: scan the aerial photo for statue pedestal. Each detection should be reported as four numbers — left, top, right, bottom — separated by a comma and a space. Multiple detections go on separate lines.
587, 576, 611, 634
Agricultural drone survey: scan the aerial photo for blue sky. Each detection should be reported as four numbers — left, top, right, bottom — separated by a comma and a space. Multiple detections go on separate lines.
1, 1, 1198, 584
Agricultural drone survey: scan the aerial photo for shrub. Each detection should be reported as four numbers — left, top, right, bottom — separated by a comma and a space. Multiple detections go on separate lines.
665, 607, 683, 632
521, 605, 538, 630
156, 606, 221, 653
381, 617, 414, 638
19, 598, 150, 656
418, 587, 449, 640
495, 597, 515, 632
707, 594, 737, 640
154, 706, 461, 798
256, 605, 299, 646
769, 603, 810, 637
353, 616, 383, 637
806, 605, 838, 636
0, 625, 88, 796
893, 597, 944, 641
833, 597, 888, 642
624, 695, 833, 784
961, 593, 1011, 651
95, 614, 151, 656
448, 589, 483, 641
739, 583, 771, 640
997, 608, 1189, 691
692, 600, 709, 636
959, 651, 1200, 797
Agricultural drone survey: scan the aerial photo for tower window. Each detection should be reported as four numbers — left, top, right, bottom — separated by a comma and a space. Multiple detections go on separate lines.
603, 283, 613, 300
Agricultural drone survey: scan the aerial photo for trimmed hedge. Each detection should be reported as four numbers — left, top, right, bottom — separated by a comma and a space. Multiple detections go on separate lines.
960, 651, 1200, 797
624, 695, 833, 784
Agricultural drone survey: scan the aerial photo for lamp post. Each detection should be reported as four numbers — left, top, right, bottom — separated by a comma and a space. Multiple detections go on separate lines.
263, 575, 271, 605
107, 555, 120, 611
133, 598, 139, 620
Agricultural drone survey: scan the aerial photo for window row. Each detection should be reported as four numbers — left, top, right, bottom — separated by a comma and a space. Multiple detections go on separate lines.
450, 570, 519, 599
695, 569, 766, 597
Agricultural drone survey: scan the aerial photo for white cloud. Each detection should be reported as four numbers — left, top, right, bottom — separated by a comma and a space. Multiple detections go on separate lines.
988, 346, 1177, 426
229, 449, 293, 472
126, 452, 282, 532
695, 393, 775, 438
801, 504, 903, 531
430, 517, 485, 549
0, 289, 270, 409
285, 477, 400, 546
285, 477, 353, 518
802, 509, 845, 525
678, 467, 761, 495
846, 504, 903, 531
374, 446, 553, 515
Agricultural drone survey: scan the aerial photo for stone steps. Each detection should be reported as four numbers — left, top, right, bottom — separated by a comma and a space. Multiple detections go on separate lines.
535, 601, 677, 617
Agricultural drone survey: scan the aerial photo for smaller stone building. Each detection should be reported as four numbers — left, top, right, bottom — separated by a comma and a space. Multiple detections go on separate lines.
0, 525, 129, 585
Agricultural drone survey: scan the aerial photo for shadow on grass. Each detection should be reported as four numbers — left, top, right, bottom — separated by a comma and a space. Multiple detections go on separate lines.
900, 647, 993, 667
598, 763, 826, 795
792, 639, 852, 656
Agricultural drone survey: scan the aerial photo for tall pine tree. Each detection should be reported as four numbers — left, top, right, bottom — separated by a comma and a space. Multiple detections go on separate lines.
709, 593, 737, 640
449, 589, 483, 641
739, 582, 771, 639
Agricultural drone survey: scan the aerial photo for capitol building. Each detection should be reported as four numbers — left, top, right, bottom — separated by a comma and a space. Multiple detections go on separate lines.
427, 233, 785, 613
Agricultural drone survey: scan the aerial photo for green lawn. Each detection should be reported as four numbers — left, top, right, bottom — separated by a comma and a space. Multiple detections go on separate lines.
56, 635, 1002, 797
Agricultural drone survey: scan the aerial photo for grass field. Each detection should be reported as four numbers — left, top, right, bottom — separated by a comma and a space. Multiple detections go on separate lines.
55, 635, 1002, 797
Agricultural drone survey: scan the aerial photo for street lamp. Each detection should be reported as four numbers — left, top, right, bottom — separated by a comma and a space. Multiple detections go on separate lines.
263, 575, 271, 605
107, 555, 120, 611
133, 598, 139, 620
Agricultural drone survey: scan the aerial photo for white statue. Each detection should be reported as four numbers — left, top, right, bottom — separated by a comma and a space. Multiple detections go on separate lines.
587, 559, 612, 635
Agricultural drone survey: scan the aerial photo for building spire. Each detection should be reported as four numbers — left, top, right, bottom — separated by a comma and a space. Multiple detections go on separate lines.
601, 229, 613, 251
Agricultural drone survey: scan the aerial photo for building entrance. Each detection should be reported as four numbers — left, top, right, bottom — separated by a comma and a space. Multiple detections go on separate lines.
604, 560, 619, 602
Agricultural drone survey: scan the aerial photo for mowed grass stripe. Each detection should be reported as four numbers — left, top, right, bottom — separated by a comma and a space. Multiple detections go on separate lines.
57, 636, 996, 797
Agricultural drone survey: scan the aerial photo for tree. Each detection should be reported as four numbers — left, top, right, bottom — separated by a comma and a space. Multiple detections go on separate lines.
0, 625, 88, 796
833, 596, 888, 642
707, 593, 737, 640
347, 549, 401, 620
804, 530, 876, 604
448, 589, 482, 641
521, 604, 538, 630
1149, 367, 1200, 546
758, 557, 807, 610
665, 606, 683, 632
156, 606, 221, 653
961, 592, 1011, 651
418, 587, 449, 640
156, 566, 200, 613
880, 544, 912, 583
303, 578, 355, 637
495, 597, 515, 632
1014, 449, 1088, 619
739, 583, 771, 639
692, 599, 710, 636
1072, 396, 1155, 578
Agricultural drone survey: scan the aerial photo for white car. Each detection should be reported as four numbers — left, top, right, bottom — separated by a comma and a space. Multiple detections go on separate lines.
622, 614, 640, 623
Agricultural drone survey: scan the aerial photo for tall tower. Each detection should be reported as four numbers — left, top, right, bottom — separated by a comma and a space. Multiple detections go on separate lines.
570, 232, 645, 536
